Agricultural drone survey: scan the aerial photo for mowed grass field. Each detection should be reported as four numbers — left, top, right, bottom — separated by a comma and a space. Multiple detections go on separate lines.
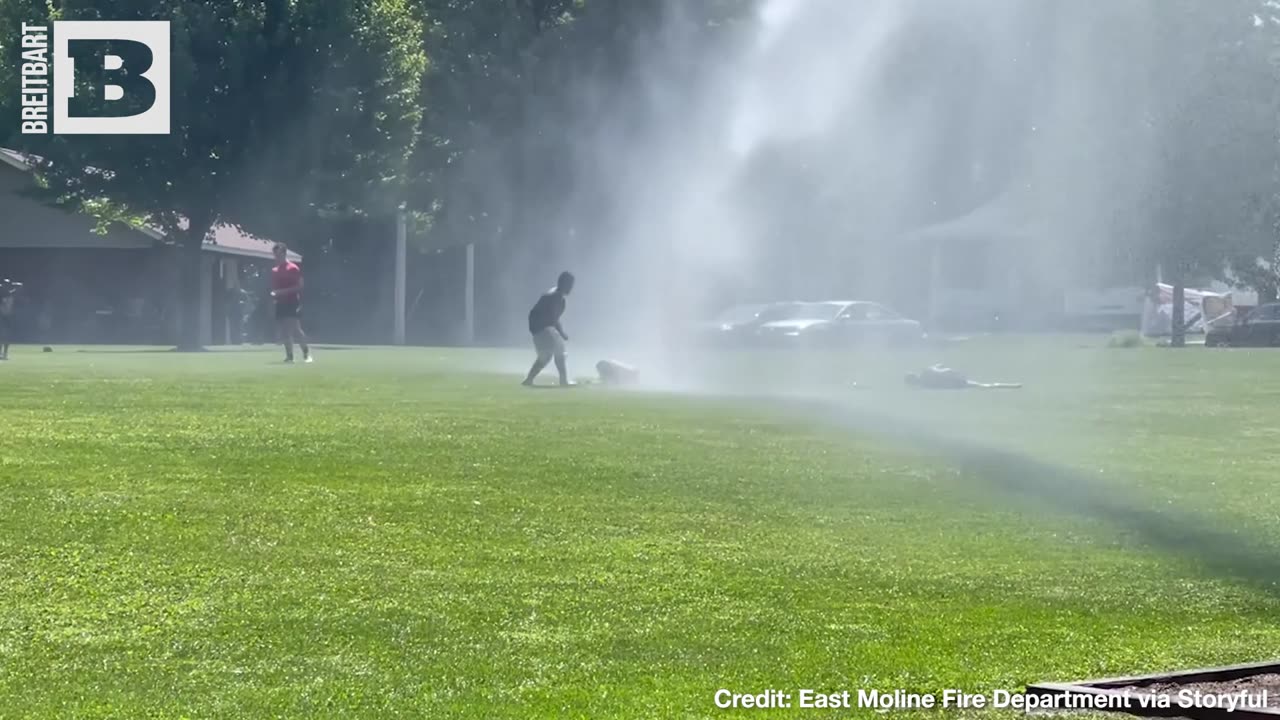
2, 338, 1280, 718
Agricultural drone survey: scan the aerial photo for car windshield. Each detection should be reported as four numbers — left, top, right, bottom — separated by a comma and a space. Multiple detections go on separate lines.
859, 304, 899, 320
755, 303, 804, 321
712, 304, 766, 325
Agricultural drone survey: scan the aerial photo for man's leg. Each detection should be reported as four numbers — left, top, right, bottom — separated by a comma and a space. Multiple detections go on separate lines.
524, 352, 551, 385
554, 352, 569, 385
524, 329, 554, 385
278, 317, 295, 362
551, 329, 571, 385
292, 318, 311, 361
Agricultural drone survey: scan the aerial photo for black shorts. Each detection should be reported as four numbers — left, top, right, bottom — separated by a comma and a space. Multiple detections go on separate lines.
274, 301, 301, 319
0, 315, 10, 340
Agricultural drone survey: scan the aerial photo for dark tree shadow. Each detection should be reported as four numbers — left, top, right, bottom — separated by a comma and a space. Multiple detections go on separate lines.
74, 344, 364, 354
771, 396, 1280, 600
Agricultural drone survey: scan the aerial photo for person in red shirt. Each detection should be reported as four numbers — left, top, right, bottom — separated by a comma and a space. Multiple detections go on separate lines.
270, 243, 312, 363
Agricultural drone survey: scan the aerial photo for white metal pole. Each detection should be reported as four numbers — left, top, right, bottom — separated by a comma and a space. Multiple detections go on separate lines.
464, 242, 475, 346
394, 207, 407, 345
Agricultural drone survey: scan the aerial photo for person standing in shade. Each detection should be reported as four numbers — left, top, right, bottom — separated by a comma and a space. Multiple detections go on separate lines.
270, 243, 312, 364
523, 271, 575, 387
0, 279, 18, 361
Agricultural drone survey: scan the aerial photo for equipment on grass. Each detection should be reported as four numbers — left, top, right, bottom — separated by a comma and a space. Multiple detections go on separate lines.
596, 359, 639, 385
905, 364, 1022, 390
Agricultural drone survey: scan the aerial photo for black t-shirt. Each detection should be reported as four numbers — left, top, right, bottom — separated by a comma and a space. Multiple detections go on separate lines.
528, 290, 565, 334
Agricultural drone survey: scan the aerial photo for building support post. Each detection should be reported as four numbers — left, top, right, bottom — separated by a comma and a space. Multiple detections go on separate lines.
463, 242, 475, 346
929, 242, 943, 328
394, 206, 407, 346
224, 257, 240, 345
199, 254, 213, 346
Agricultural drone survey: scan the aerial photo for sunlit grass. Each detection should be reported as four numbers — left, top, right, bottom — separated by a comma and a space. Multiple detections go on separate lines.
1, 340, 1278, 718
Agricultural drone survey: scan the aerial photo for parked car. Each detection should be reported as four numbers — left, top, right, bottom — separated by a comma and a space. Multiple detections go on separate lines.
697, 302, 804, 346
755, 300, 925, 347
1205, 303, 1280, 347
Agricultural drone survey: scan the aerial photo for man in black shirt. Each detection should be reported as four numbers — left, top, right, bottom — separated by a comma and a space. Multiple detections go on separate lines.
523, 271, 575, 386
0, 279, 20, 361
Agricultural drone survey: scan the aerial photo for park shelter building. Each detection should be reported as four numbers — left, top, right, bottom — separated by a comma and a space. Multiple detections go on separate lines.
897, 192, 1155, 331
0, 148, 298, 346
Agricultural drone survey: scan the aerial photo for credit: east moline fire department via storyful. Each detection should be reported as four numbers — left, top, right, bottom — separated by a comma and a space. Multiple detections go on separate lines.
714, 687, 1271, 712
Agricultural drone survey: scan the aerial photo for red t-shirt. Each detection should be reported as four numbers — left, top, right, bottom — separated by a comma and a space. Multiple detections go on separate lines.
271, 261, 302, 303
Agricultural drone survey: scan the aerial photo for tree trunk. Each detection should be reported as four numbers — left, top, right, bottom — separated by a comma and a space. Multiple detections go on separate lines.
1171, 283, 1186, 348
175, 218, 213, 352
1271, 237, 1280, 302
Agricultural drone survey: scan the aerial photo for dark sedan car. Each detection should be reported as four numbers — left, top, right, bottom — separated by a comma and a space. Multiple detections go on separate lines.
1206, 303, 1280, 347
697, 302, 804, 346
754, 300, 926, 347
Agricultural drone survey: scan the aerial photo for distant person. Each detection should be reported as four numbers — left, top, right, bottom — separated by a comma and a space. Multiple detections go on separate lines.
904, 364, 1021, 390
523, 271, 575, 387
0, 279, 18, 361
270, 243, 312, 363
596, 359, 639, 385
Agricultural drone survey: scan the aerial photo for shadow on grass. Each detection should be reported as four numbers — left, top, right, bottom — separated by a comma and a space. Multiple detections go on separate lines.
75, 348, 191, 354
781, 397, 1280, 599
73, 344, 364, 354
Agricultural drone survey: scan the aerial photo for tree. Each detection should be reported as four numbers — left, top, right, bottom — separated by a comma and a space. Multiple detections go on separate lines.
406, 0, 755, 255
0, 0, 426, 350
1137, 0, 1278, 346
1230, 185, 1280, 304
1227, 8, 1280, 307
404, 0, 585, 253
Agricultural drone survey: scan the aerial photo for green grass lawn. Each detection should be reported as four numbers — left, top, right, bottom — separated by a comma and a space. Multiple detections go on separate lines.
2, 339, 1280, 718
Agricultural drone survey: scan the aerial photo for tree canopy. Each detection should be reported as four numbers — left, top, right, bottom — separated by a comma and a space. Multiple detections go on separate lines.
1, 0, 426, 349
2, 0, 1278, 343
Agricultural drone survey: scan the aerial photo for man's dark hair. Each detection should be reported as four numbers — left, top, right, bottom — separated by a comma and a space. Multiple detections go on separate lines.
273, 242, 288, 255
557, 271, 575, 291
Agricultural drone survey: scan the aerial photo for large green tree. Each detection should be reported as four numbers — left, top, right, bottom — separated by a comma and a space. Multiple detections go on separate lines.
1226, 7, 1280, 306
1137, 0, 1278, 345
405, 0, 583, 252
406, 0, 754, 251
0, 0, 426, 350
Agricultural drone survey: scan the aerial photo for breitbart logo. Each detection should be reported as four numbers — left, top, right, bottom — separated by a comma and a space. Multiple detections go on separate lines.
19, 20, 170, 135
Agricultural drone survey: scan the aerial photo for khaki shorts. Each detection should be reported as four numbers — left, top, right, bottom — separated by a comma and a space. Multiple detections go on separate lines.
532, 327, 566, 358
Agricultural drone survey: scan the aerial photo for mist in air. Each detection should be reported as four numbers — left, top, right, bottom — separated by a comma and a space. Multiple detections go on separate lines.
487, 0, 1280, 583
471, 0, 1170, 392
